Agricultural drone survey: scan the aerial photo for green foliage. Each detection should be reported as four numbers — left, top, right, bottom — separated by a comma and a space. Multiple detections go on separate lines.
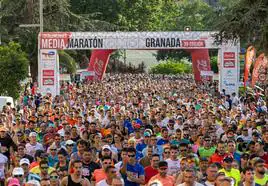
155, 0, 216, 61
214, 0, 268, 54
172, 0, 215, 31
150, 59, 192, 75
58, 51, 77, 73
0, 42, 29, 98
210, 56, 219, 73
0, 0, 113, 80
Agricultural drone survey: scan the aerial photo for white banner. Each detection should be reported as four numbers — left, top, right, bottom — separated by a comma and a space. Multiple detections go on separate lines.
219, 46, 240, 95
40, 49, 60, 96
39, 31, 218, 50
38, 31, 240, 96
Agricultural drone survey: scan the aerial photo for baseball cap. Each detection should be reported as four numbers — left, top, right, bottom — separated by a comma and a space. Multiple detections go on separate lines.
27, 180, 41, 186
223, 156, 234, 163
12, 167, 24, 176
241, 153, 249, 159
19, 158, 30, 166
252, 131, 260, 137
66, 140, 75, 145
8, 178, 20, 186
29, 132, 37, 137
102, 145, 112, 151
256, 139, 264, 145
144, 131, 151, 137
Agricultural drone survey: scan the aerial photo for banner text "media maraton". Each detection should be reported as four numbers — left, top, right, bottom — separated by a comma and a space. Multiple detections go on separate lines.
67, 38, 104, 49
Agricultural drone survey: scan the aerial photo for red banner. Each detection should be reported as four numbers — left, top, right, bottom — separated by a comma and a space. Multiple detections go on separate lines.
190, 49, 211, 82
244, 46, 256, 87
88, 50, 114, 80
252, 53, 268, 86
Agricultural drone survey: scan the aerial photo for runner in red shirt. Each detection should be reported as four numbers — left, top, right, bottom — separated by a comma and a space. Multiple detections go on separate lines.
210, 141, 230, 164
144, 154, 159, 184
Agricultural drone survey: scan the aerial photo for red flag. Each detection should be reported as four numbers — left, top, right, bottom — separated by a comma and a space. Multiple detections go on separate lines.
88, 50, 114, 80
251, 53, 268, 87
190, 49, 211, 82
244, 46, 256, 87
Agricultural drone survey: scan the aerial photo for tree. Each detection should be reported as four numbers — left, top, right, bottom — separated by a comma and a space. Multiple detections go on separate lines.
0, 0, 113, 81
150, 59, 192, 75
210, 56, 219, 73
214, 0, 268, 54
155, 0, 216, 61
0, 42, 29, 98
58, 51, 77, 74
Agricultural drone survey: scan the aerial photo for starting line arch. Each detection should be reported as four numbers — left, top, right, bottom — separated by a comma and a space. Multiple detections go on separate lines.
38, 31, 240, 96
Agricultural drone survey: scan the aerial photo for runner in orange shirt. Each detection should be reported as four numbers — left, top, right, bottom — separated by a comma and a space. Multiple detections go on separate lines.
147, 161, 175, 186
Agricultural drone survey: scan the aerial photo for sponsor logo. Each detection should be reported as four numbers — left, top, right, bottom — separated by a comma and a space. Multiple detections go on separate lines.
93, 58, 104, 76
223, 80, 236, 87
197, 60, 210, 71
224, 60, 235, 68
224, 52, 235, 59
43, 70, 54, 76
43, 78, 54, 85
41, 50, 56, 61
226, 70, 233, 76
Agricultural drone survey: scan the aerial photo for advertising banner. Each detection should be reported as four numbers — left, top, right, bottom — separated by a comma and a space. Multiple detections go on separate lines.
39, 32, 218, 50
38, 32, 240, 96
191, 49, 211, 82
252, 53, 268, 86
244, 46, 256, 87
40, 49, 59, 96
88, 50, 114, 80
220, 47, 239, 95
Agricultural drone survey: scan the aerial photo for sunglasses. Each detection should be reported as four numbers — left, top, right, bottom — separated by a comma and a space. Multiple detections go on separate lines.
128, 154, 135, 158
159, 167, 168, 171
41, 166, 49, 170
180, 149, 187, 152
50, 149, 57, 151
50, 175, 59, 179
110, 170, 117, 174
14, 175, 23, 178
103, 162, 112, 165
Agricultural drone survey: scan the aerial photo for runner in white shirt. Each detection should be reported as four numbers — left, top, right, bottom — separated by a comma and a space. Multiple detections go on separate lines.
25, 132, 44, 157
166, 145, 180, 176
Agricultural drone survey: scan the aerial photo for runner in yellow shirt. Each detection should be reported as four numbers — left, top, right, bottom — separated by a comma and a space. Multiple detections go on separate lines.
218, 156, 240, 186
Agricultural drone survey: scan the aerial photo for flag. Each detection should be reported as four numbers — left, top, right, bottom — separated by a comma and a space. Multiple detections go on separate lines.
88, 50, 114, 80
244, 46, 256, 87
251, 53, 268, 86
190, 49, 211, 82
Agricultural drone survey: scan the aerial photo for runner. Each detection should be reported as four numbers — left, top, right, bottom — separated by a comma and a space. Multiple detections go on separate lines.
61, 160, 90, 186
0, 73, 266, 186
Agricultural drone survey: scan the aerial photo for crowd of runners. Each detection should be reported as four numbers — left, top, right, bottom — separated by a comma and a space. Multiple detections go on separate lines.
0, 73, 267, 186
